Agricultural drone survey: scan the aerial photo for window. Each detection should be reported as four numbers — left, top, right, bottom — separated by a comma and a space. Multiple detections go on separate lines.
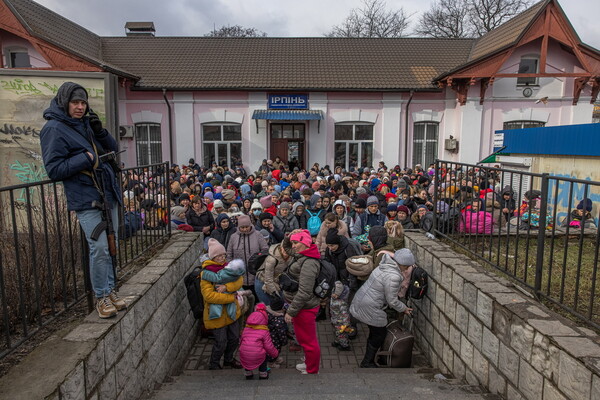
503, 120, 545, 130
135, 123, 162, 165
5, 47, 31, 68
202, 124, 242, 168
412, 122, 438, 167
517, 57, 539, 86
270, 123, 305, 139
334, 123, 373, 171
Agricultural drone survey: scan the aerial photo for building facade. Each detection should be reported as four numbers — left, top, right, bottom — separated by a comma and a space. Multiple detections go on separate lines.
0, 0, 599, 175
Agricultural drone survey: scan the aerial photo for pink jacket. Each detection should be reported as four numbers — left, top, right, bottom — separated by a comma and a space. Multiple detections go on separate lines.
239, 305, 279, 370
459, 210, 494, 234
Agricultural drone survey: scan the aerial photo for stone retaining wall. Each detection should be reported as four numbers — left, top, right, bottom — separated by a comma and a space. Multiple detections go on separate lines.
0, 232, 202, 400
405, 232, 600, 400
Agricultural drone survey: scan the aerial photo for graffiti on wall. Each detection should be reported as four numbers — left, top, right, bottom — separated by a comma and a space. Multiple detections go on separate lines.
0, 74, 106, 190
548, 173, 600, 227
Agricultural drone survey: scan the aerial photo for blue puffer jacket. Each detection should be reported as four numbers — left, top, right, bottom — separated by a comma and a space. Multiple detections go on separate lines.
40, 82, 122, 212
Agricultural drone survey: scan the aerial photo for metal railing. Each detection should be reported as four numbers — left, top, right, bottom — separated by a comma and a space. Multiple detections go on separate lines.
432, 160, 600, 330
0, 161, 170, 359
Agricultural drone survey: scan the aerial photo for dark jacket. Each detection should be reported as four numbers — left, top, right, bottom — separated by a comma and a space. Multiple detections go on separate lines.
40, 82, 121, 211
210, 225, 236, 249
324, 236, 362, 289
352, 210, 387, 236
186, 207, 215, 233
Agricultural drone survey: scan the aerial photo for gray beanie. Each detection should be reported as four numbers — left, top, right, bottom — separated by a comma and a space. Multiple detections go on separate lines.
393, 248, 415, 266
70, 87, 88, 103
367, 195, 379, 206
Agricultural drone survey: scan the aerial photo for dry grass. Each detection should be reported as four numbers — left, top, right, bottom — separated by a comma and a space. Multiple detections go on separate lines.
445, 232, 600, 328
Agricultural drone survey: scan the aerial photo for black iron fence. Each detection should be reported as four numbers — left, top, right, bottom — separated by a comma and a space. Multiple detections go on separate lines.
0, 161, 170, 359
433, 160, 600, 330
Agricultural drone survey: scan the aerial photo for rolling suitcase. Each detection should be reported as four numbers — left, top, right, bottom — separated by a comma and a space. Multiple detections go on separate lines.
376, 319, 414, 368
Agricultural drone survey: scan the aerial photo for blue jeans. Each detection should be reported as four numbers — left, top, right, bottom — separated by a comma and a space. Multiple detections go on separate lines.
254, 278, 272, 306
76, 204, 119, 298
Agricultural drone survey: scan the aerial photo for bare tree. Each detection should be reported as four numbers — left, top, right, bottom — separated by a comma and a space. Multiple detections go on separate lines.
414, 0, 471, 38
327, 0, 411, 38
469, 0, 532, 36
414, 0, 532, 38
205, 25, 267, 38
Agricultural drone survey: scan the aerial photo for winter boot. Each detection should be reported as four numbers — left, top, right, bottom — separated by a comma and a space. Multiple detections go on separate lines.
359, 344, 379, 368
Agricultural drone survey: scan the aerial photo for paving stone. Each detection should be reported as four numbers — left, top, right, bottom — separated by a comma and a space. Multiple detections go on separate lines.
482, 326, 499, 364
498, 341, 519, 384
98, 367, 117, 400
553, 336, 600, 358
558, 351, 591, 400
476, 291, 493, 329
146, 259, 175, 268
492, 303, 512, 344
519, 359, 543, 400
531, 332, 560, 383
489, 291, 527, 305
451, 274, 465, 302
461, 334, 474, 366
592, 374, 600, 400
59, 361, 84, 400
449, 324, 461, 353
455, 303, 469, 333
543, 379, 567, 400
472, 347, 489, 386
467, 314, 483, 351
507, 384, 525, 400
463, 282, 478, 314
104, 323, 123, 369
488, 365, 506, 397
526, 306, 549, 318
511, 319, 535, 360
64, 323, 113, 342
529, 320, 579, 337
473, 282, 513, 293
85, 339, 106, 392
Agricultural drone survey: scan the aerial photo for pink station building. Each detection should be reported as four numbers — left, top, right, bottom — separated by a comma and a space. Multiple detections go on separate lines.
0, 0, 599, 173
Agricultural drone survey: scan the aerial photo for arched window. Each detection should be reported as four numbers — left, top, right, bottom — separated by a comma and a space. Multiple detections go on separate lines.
202, 123, 242, 169
503, 120, 545, 130
135, 123, 162, 165
334, 123, 374, 171
413, 122, 438, 167
5, 47, 30, 68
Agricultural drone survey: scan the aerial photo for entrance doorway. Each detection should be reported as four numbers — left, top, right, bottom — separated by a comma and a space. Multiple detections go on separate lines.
270, 123, 305, 170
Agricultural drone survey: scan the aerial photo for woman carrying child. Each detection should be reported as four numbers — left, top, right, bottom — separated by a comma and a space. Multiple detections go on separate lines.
201, 239, 244, 370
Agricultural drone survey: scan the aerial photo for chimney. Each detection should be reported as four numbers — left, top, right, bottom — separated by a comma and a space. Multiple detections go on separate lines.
125, 22, 155, 37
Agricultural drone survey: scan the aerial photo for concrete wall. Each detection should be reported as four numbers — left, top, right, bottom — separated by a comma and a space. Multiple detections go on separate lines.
405, 232, 600, 400
0, 232, 203, 400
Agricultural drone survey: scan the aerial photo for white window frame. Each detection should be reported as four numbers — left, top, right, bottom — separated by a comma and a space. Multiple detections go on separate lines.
201, 123, 242, 169
503, 120, 546, 130
135, 123, 162, 165
517, 55, 540, 86
333, 123, 374, 171
412, 122, 439, 168
5, 46, 30, 68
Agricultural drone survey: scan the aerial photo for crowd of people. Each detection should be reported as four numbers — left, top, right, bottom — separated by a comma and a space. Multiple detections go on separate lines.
121, 157, 597, 378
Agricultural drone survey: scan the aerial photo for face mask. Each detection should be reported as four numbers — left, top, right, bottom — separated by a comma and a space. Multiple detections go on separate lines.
253, 210, 261, 216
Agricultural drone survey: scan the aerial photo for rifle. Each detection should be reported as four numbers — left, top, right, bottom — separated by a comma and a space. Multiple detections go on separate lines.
89, 150, 124, 280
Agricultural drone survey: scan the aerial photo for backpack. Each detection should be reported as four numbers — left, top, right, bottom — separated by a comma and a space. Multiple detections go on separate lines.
306, 210, 322, 236
184, 267, 204, 319
313, 259, 337, 299
247, 252, 269, 275
279, 258, 337, 299
406, 266, 428, 300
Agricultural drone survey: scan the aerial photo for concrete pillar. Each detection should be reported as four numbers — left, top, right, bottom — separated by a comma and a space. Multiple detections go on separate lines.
382, 93, 402, 167
173, 92, 194, 165
247, 92, 267, 173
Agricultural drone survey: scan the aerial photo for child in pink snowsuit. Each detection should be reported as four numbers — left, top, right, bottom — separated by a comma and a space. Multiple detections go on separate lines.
239, 303, 279, 379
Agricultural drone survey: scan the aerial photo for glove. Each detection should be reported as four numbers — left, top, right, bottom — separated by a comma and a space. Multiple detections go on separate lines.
88, 111, 103, 135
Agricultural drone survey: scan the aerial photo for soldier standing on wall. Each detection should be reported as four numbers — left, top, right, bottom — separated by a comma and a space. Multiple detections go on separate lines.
40, 81, 126, 319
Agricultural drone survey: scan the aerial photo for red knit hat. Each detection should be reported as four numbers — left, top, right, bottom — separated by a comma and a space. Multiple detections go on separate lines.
385, 193, 398, 201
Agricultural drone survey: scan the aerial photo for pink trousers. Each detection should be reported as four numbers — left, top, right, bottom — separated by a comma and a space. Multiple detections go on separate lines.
292, 306, 321, 374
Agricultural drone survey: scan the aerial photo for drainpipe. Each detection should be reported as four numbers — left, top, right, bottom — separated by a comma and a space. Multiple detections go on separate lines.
162, 89, 174, 163
403, 90, 414, 168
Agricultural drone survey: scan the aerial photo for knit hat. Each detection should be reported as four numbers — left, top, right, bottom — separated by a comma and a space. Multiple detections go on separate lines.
397, 179, 407, 189
269, 295, 284, 312
393, 248, 415, 266
221, 189, 235, 202
325, 228, 341, 245
577, 198, 593, 212
259, 212, 273, 222
310, 193, 321, 208
237, 214, 252, 227
292, 191, 302, 201
207, 238, 226, 259
333, 281, 344, 297
397, 205, 410, 215
179, 193, 190, 201
204, 192, 213, 201
368, 226, 388, 249
417, 204, 428, 211
251, 199, 262, 211
69, 87, 88, 103
213, 199, 224, 209
385, 193, 398, 201
356, 187, 367, 195
279, 201, 291, 210
290, 229, 312, 247
355, 198, 367, 209
259, 195, 273, 208
387, 203, 398, 213
367, 196, 379, 207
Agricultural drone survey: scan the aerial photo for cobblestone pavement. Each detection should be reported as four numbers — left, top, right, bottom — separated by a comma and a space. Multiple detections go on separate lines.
149, 321, 498, 400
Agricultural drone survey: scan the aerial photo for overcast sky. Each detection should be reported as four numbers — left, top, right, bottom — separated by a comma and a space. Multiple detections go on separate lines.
34, 0, 600, 50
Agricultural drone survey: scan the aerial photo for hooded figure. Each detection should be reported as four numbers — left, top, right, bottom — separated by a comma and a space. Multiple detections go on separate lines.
273, 201, 300, 234
239, 303, 279, 376
210, 213, 237, 249
226, 214, 269, 286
